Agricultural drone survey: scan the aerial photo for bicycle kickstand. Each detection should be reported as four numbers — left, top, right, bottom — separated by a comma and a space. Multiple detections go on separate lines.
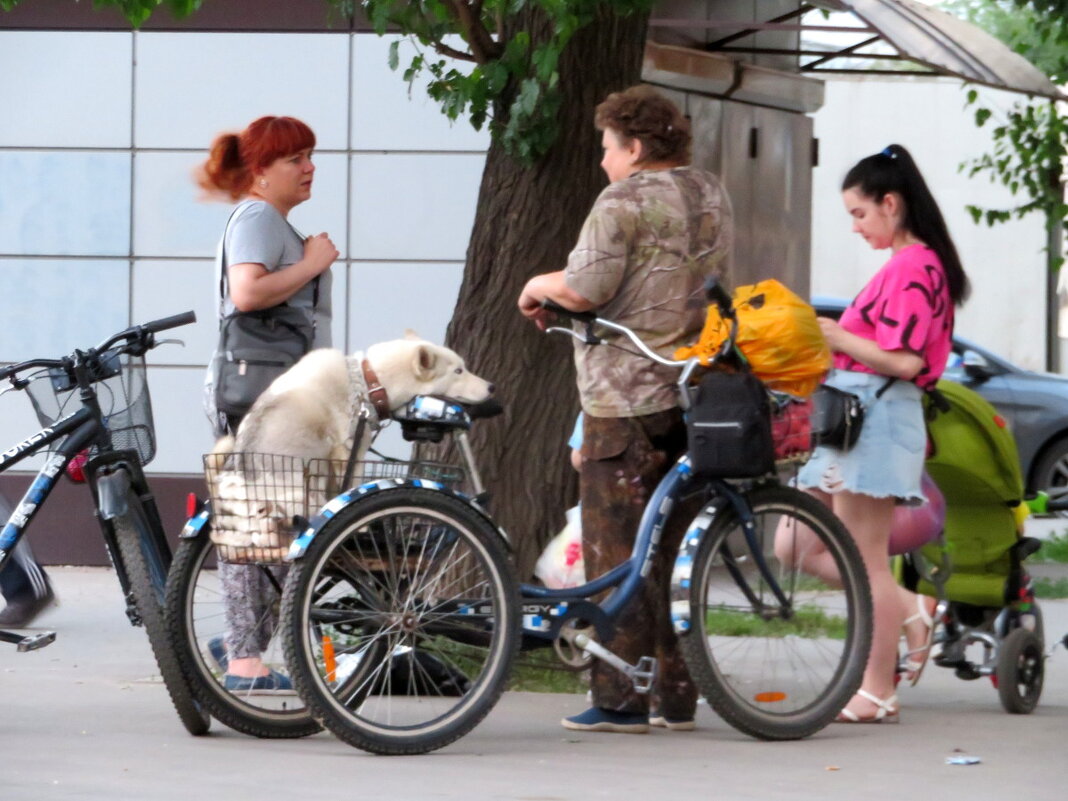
0, 628, 57, 652
566, 630, 657, 694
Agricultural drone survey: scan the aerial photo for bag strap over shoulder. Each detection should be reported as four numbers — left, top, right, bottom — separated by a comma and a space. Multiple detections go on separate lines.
217, 201, 320, 318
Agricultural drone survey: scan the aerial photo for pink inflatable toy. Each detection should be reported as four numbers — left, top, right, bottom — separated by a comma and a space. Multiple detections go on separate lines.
888, 472, 946, 556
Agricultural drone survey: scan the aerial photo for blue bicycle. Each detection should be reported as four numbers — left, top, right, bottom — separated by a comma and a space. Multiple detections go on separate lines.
0, 312, 210, 735
277, 291, 872, 754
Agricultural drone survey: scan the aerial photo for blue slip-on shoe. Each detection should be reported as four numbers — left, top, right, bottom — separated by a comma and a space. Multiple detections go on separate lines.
650, 714, 696, 731
206, 637, 229, 673
223, 668, 294, 695
561, 707, 649, 734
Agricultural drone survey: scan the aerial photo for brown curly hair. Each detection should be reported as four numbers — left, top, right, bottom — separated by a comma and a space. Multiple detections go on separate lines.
594, 85, 691, 165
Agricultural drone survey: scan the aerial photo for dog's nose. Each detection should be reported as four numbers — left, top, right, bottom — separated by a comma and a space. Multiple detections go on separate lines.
486, 383, 496, 394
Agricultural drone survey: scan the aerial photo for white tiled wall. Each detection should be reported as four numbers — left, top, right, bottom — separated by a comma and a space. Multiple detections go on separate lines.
0, 30, 487, 474
351, 153, 483, 260
0, 32, 132, 148
133, 33, 350, 150
0, 152, 132, 255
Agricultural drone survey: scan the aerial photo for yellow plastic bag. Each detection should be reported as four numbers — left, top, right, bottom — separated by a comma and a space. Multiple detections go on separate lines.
675, 279, 831, 397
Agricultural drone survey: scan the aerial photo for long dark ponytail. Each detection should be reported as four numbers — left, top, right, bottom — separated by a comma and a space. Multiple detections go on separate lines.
842, 144, 969, 306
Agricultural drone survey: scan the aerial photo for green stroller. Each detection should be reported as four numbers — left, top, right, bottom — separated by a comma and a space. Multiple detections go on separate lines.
896, 379, 1045, 713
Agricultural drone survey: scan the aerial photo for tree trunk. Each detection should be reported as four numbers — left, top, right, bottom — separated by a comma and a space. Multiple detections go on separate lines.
442, 8, 651, 579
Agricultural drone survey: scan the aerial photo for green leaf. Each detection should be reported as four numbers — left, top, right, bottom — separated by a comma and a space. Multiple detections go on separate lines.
388, 40, 400, 72
975, 107, 993, 126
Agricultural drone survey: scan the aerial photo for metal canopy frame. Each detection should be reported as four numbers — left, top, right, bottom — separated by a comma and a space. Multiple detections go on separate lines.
649, 0, 1060, 99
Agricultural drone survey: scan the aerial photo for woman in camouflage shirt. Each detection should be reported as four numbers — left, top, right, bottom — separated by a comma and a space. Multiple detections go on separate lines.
519, 85, 733, 734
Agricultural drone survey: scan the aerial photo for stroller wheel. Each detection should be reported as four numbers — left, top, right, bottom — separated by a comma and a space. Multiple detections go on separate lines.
994, 627, 1044, 714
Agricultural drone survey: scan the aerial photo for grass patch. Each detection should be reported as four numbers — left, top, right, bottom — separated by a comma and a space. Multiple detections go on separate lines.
507, 650, 588, 694
1034, 576, 1068, 599
706, 604, 847, 640
1036, 533, 1068, 564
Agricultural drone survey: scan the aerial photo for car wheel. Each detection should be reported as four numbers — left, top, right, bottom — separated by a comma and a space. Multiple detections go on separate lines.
1032, 434, 1068, 514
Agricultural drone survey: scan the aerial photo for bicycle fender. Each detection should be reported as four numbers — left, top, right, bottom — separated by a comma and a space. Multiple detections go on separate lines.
286, 478, 511, 560
668, 499, 726, 635
180, 506, 212, 540
96, 468, 132, 521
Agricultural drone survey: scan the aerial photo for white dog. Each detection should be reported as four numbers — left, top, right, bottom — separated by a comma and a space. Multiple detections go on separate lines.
209, 333, 494, 550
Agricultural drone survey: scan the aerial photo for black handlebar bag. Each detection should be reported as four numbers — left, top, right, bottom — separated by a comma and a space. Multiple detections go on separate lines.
686, 371, 775, 478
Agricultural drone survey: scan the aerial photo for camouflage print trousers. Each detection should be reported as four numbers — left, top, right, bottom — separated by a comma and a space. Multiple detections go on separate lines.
580, 409, 700, 719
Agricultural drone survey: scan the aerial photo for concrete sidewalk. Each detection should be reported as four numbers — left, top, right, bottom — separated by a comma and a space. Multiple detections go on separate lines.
1, 567, 1066, 801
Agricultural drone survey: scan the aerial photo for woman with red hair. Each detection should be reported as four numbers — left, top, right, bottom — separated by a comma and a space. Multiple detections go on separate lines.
199, 115, 338, 694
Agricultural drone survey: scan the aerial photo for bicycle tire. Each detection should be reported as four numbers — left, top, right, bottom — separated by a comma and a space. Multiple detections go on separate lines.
164, 531, 320, 738
112, 492, 211, 736
280, 487, 520, 755
679, 484, 872, 740
995, 627, 1044, 714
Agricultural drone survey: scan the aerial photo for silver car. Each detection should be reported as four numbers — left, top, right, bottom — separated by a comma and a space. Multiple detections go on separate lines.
813, 297, 1068, 504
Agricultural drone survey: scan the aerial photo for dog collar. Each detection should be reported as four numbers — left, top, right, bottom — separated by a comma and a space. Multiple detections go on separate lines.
360, 359, 392, 419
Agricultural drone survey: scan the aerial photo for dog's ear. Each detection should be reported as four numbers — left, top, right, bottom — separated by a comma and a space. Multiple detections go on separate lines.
404, 329, 422, 341
413, 344, 438, 381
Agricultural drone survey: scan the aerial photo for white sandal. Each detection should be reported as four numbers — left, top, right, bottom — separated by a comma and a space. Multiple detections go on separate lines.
835, 689, 900, 724
901, 596, 942, 686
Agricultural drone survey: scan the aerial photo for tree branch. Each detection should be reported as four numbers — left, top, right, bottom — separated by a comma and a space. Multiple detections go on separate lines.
432, 41, 479, 62
447, 0, 503, 62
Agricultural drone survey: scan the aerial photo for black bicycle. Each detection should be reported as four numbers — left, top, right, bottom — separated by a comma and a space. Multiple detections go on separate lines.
0, 312, 210, 735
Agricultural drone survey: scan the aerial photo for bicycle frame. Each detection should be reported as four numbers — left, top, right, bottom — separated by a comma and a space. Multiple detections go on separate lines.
0, 409, 100, 566
0, 383, 170, 627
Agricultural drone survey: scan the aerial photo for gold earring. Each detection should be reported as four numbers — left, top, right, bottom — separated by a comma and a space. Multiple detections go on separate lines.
259, 178, 268, 189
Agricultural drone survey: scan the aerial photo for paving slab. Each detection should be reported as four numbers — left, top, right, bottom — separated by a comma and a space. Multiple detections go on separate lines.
1, 567, 1066, 801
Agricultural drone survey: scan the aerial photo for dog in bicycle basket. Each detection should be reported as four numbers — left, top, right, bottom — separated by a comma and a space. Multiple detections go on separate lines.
206, 333, 494, 560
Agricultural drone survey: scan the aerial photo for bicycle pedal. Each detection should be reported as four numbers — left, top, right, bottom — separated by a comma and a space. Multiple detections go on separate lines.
17, 631, 56, 652
631, 656, 657, 695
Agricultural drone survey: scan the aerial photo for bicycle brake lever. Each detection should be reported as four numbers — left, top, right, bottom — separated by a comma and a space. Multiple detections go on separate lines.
545, 325, 602, 346
152, 337, 186, 349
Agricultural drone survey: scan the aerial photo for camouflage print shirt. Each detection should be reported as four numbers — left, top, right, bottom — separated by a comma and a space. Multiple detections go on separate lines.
565, 167, 733, 417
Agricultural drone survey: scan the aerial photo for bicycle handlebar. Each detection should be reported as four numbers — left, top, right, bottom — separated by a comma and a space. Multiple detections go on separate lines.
1, 311, 198, 384
0, 357, 63, 381
703, 276, 735, 321
541, 299, 597, 324
541, 299, 686, 368
538, 276, 739, 407
97, 310, 197, 353
143, 310, 197, 335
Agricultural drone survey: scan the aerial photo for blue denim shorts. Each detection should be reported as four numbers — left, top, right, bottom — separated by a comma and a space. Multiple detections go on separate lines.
798, 370, 925, 503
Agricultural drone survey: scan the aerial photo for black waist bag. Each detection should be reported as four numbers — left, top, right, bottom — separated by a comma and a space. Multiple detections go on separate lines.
810, 384, 865, 451
213, 305, 313, 418
686, 371, 775, 478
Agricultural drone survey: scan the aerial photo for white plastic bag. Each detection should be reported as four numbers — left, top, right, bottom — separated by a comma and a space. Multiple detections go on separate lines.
534, 506, 586, 589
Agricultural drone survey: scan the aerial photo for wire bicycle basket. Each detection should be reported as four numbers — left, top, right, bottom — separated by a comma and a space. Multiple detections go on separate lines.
203, 451, 467, 565
24, 352, 156, 466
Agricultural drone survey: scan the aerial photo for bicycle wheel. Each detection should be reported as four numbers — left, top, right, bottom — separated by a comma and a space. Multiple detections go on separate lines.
112, 491, 211, 736
995, 627, 1044, 714
164, 531, 320, 738
679, 484, 872, 740
280, 488, 520, 755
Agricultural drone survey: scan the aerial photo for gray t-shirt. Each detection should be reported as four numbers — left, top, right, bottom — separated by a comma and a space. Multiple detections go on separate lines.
217, 199, 332, 347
